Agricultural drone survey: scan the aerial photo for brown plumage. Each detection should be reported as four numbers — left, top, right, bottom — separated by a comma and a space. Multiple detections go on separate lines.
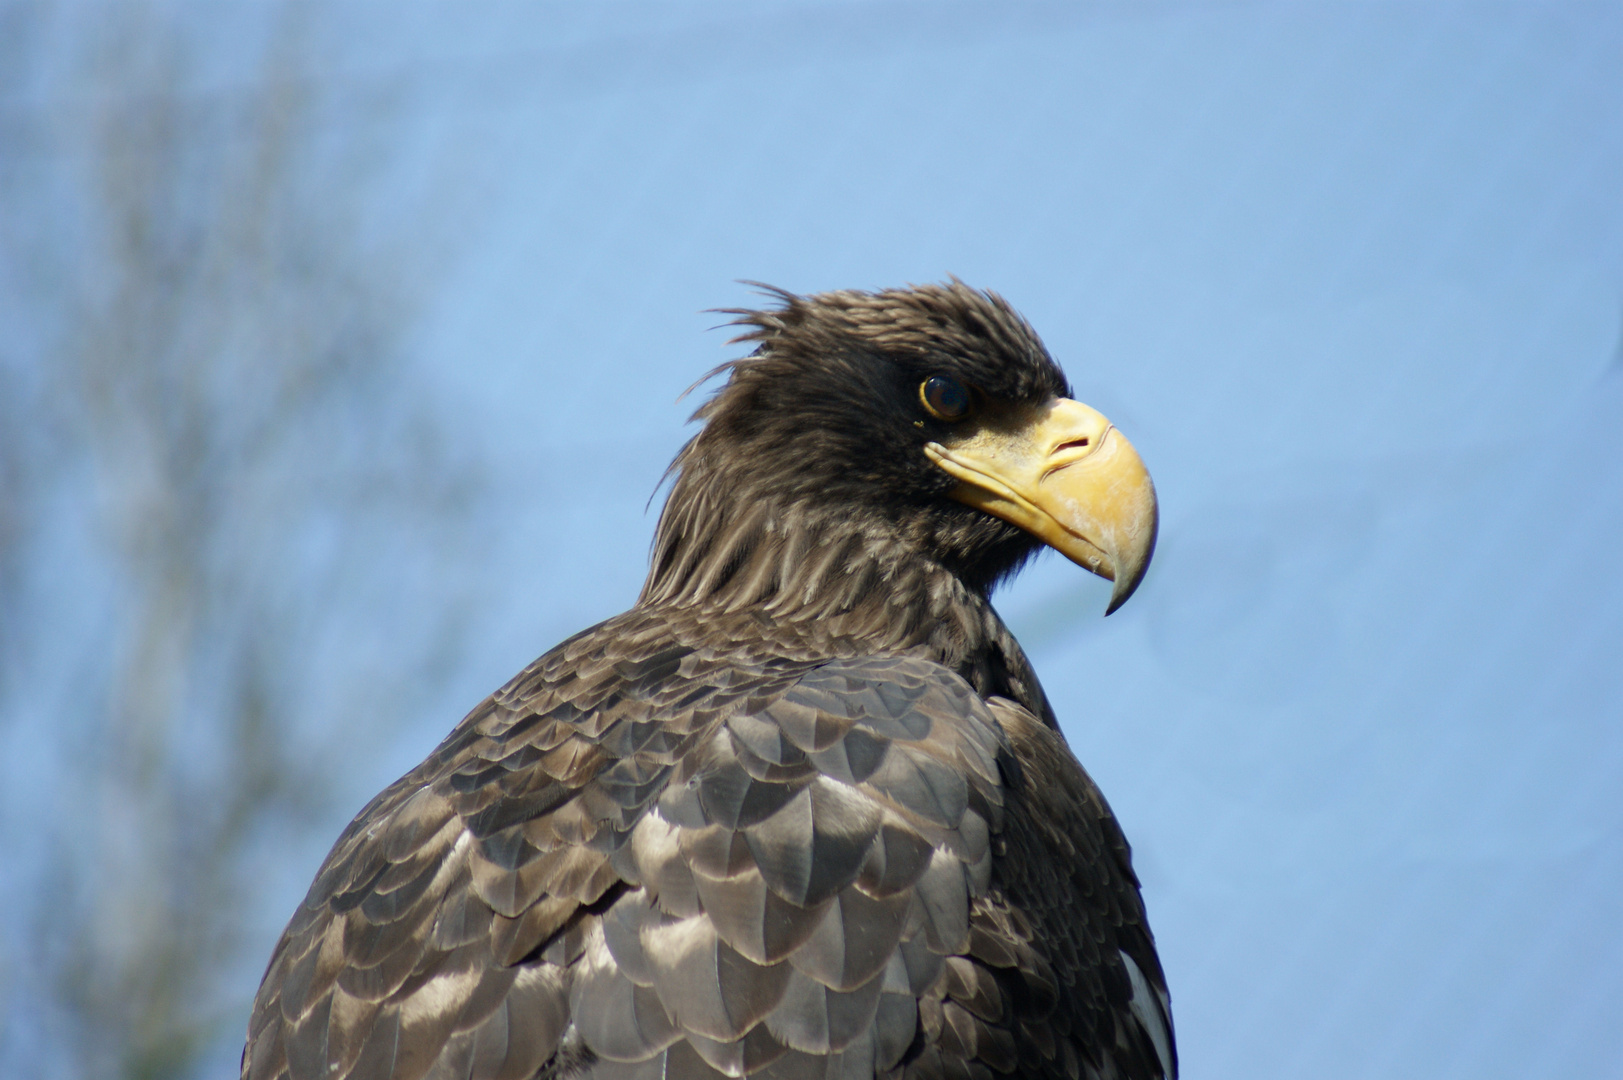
243, 282, 1175, 1080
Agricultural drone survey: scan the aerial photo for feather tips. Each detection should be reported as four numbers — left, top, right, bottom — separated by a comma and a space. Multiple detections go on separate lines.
246, 616, 1172, 1080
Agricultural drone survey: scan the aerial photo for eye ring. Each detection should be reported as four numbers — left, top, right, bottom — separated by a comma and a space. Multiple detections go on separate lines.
919, 375, 971, 422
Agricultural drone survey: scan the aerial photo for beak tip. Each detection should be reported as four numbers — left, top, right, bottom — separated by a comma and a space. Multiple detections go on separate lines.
1102, 517, 1157, 617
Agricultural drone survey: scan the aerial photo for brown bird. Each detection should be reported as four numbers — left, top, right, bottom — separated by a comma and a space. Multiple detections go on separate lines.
242, 282, 1172, 1080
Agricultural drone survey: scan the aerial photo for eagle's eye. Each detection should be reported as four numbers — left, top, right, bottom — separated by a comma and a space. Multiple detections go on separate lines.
920, 375, 971, 422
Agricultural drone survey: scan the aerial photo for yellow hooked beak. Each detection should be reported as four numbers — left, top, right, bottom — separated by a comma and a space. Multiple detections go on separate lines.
924, 398, 1158, 614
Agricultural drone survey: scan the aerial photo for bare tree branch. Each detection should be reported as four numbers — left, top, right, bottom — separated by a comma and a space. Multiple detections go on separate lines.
0, 3, 479, 1077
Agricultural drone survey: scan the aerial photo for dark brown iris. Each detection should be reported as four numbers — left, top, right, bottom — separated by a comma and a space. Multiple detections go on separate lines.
920, 375, 971, 421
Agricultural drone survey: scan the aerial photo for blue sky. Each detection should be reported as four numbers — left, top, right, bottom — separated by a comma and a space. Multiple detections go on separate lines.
401, 5, 1623, 1076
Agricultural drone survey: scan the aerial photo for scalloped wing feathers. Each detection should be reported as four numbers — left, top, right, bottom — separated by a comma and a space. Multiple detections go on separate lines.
244, 612, 1172, 1080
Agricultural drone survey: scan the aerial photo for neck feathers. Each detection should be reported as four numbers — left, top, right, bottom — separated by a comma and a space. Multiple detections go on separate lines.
639, 475, 949, 634
637, 468, 1058, 727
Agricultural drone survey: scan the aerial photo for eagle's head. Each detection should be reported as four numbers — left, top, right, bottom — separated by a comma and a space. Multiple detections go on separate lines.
643, 282, 1157, 617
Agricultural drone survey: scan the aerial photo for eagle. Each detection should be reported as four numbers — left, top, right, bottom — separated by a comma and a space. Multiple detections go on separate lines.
243, 283, 1173, 1080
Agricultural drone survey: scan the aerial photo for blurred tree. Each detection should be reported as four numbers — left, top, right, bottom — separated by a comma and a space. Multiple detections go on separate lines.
0, 3, 477, 1077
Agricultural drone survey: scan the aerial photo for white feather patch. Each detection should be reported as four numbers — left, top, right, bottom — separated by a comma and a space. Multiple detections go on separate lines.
1120, 950, 1173, 1078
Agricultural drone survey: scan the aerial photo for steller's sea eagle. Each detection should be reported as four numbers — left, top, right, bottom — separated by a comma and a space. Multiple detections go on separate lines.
243, 282, 1173, 1080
